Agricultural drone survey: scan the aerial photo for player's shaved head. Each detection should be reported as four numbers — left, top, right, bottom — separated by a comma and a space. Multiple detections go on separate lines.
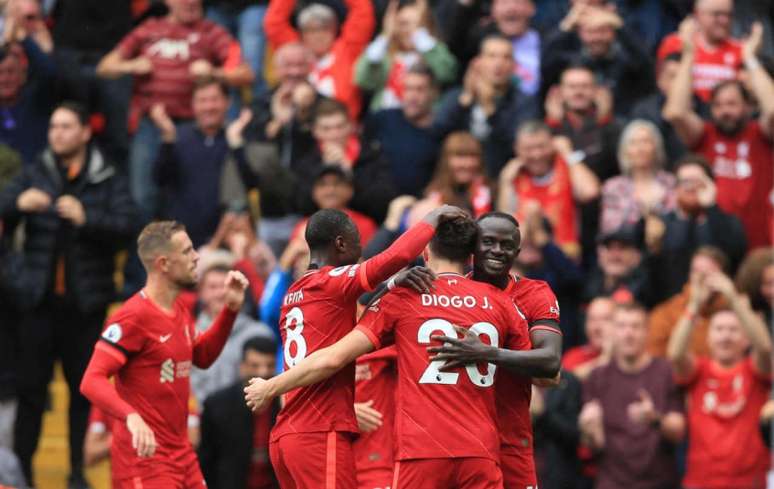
137, 220, 187, 270
429, 215, 478, 263
305, 208, 359, 251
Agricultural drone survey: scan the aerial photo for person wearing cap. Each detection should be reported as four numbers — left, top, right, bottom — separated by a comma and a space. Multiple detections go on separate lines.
292, 99, 397, 223
264, 0, 375, 119
583, 224, 653, 307
289, 165, 377, 248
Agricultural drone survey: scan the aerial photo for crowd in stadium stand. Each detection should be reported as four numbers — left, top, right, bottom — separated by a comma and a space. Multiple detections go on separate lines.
0, 0, 772, 488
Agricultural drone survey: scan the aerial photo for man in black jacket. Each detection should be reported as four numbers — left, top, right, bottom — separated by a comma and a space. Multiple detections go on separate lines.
199, 335, 279, 489
0, 101, 136, 489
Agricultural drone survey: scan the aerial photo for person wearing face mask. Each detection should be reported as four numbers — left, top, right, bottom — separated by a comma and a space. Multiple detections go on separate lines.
664, 18, 774, 249
354, 0, 456, 113
668, 270, 772, 489
645, 155, 747, 304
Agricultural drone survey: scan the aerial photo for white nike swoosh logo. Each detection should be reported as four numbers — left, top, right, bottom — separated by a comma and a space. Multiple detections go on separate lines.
160, 334, 172, 343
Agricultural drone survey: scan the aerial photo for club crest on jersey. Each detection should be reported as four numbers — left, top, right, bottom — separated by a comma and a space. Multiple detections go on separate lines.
102, 323, 122, 343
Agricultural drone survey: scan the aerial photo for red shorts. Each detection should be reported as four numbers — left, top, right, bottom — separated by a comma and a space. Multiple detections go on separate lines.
113, 448, 205, 489
357, 466, 393, 489
270, 431, 357, 489
501, 450, 538, 489
113, 460, 205, 489
393, 458, 503, 489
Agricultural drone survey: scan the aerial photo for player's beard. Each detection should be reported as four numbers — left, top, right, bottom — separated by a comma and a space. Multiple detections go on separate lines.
173, 274, 198, 291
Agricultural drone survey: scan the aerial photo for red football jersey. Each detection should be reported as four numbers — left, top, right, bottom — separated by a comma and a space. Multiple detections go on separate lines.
356, 273, 530, 461
497, 276, 561, 465
353, 346, 397, 474
97, 291, 199, 477
117, 17, 237, 121
657, 34, 742, 102
272, 220, 435, 441
677, 356, 771, 489
693, 120, 773, 249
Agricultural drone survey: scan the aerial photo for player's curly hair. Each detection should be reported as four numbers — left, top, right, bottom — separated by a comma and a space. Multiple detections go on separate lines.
305, 208, 358, 251
430, 215, 477, 263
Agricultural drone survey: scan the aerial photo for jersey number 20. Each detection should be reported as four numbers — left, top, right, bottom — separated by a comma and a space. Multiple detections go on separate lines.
284, 307, 307, 367
417, 319, 499, 387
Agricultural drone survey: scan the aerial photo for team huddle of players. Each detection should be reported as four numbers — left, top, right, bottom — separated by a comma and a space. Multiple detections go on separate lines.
80, 206, 563, 489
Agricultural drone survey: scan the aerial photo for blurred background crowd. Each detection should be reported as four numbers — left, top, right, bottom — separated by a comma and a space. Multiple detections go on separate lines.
0, 0, 772, 488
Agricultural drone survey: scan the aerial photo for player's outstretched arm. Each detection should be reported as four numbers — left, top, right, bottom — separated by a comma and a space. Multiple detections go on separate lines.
245, 330, 375, 412
359, 205, 466, 291
428, 326, 562, 378
192, 271, 248, 368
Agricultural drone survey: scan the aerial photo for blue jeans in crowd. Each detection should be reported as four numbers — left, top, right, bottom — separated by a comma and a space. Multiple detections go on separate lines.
206, 4, 268, 100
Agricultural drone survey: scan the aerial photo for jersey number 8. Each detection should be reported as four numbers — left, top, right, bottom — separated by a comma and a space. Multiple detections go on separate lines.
284, 307, 307, 368
417, 319, 499, 387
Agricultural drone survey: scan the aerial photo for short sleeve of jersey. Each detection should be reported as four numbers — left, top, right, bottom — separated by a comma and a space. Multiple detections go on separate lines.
517, 280, 561, 333
99, 309, 146, 357
323, 264, 370, 300
503, 300, 531, 352
355, 294, 398, 350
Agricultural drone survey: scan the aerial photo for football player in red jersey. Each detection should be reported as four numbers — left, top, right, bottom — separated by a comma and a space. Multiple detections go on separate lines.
246, 215, 531, 489
79, 221, 249, 489
404, 212, 563, 489
260, 205, 463, 489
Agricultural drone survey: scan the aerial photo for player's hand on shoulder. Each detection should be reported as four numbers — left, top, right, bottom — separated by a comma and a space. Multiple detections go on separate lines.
126, 413, 156, 458
245, 377, 272, 413
224, 270, 249, 312
393, 266, 437, 294
422, 205, 469, 227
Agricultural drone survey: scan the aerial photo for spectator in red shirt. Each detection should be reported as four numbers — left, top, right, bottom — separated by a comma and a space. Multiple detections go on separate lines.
664, 19, 774, 249
562, 296, 615, 381
658, 0, 743, 102
290, 165, 378, 248
97, 0, 253, 221
667, 271, 772, 489
199, 335, 280, 489
579, 302, 686, 489
497, 120, 600, 259
264, 0, 375, 119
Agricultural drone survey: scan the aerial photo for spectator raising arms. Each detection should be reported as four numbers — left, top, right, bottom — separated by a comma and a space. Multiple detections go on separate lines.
658, 0, 743, 102
355, 0, 456, 112
498, 121, 599, 259
664, 18, 774, 249
668, 270, 772, 489
600, 119, 676, 235
97, 0, 253, 221
264, 0, 375, 119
